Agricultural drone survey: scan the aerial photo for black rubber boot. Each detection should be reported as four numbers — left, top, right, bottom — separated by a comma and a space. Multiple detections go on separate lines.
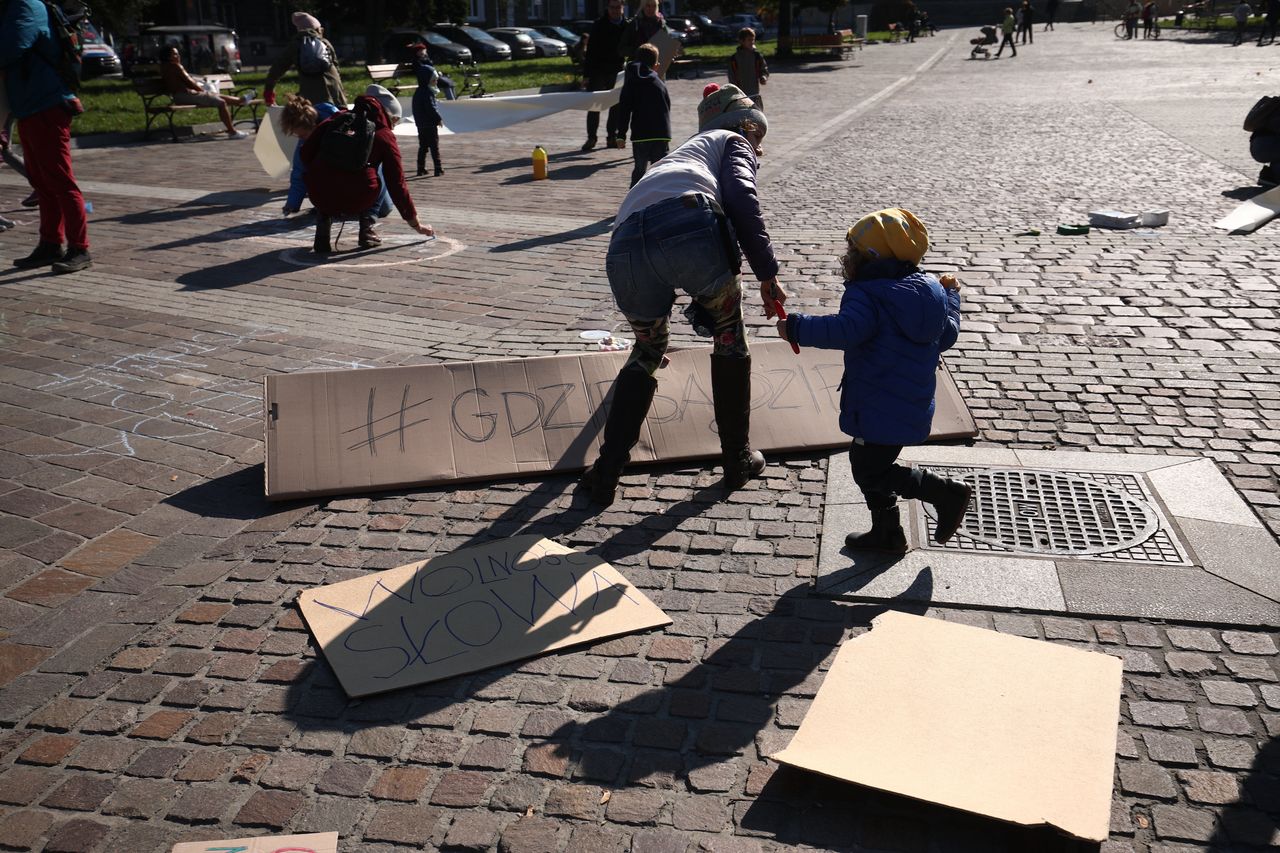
917, 472, 973, 544
845, 506, 909, 554
13, 241, 64, 269
313, 215, 333, 254
358, 215, 381, 249
581, 368, 658, 505
416, 147, 427, 177
711, 355, 766, 490
580, 136, 597, 152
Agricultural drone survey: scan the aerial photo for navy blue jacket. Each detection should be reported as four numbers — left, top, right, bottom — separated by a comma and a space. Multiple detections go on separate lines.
786, 260, 961, 445
0, 0, 76, 119
616, 61, 670, 142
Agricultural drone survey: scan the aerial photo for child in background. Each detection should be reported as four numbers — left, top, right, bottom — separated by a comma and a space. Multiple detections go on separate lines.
279, 94, 339, 216
727, 27, 769, 108
616, 42, 671, 188
776, 208, 971, 553
409, 43, 446, 176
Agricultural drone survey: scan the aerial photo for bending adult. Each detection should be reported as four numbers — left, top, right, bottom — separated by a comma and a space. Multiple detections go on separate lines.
581, 84, 786, 505
264, 12, 346, 108
300, 86, 433, 253
0, 0, 91, 273
160, 46, 247, 139
581, 0, 629, 151
620, 0, 668, 61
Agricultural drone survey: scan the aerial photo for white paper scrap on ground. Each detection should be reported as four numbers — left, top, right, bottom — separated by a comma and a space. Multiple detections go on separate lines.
172, 831, 338, 853
298, 535, 671, 697
1216, 184, 1280, 233
253, 105, 294, 180
772, 610, 1122, 842
394, 82, 623, 136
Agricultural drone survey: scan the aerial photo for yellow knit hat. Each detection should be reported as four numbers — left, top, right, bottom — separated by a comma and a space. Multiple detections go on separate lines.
846, 208, 930, 266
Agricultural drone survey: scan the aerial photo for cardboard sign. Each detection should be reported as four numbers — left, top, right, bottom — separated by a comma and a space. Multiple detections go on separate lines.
772, 611, 1122, 842
172, 832, 337, 853
298, 535, 670, 697
263, 342, 976, 500
253, 105, 293, 180
649, 27, 682, 78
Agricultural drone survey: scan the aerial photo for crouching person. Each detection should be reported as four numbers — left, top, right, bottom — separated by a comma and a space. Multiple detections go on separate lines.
582, 84, 786, 505
777, 208, 972, 552
300, 85, 433, 252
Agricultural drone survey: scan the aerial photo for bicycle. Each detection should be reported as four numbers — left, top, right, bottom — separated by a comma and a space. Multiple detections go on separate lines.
1114, 18, 1161, 36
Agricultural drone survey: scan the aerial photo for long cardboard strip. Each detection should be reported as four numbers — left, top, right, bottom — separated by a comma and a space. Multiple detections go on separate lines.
172, 832, 338, 853
1215, 184, 1280, 233
298, 535, 671, 697
264, 341, 977, 499
772, 611, 1122, 842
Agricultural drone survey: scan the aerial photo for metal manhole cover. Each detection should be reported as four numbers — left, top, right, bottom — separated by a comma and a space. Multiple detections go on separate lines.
929, 469, 1161, 557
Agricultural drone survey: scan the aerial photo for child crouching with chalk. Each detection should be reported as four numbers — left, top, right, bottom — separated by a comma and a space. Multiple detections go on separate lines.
777, 208, 972, 552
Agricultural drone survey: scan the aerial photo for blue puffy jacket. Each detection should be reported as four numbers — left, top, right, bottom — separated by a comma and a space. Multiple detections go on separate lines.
0, 0, 76, 119
786, 260, 961, 445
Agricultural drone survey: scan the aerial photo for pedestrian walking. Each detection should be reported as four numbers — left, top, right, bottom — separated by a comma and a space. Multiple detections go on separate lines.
1019, 0, 1035, 43
264, 12, 346, 109
1044, 0, 1059, 30
1, 0, 92, 273
775, 208, 972, 553
1233, 0, 1254, 44
615, 43, 670, 187
581, 84, 786, 505
1125, 0, 1141, 37
995, 7, 1018, 56
1142, 0, 1158, 37
726, 27, 769, 109
408, 44, 445, 176
581, 0, 628, 151
1260, 0, 1279, 43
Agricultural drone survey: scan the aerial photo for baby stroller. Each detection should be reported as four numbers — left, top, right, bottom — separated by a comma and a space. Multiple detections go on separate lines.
970, 25, 997, 58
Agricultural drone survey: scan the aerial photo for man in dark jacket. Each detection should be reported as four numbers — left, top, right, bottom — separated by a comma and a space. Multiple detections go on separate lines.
0, 0, 91, 273
264, 12, 347, 108
582, 0, 629, 151
300, 88, 434, 253
778, 209, 972, 553
616, 43, 670, 187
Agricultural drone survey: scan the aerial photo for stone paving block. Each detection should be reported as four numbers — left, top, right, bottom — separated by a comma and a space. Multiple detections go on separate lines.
43, 817, 112, 853
6, 569, 96, 607
40, 774, 115, 811
0, 809, 56, 850
364, 803, 442, 846
39, 623, 143, 674
234, 789, 306, 828
101, 776, 175, 818
166, 784, 240, 823
59, 529, 157, 578
1142, 732, 1198, 766
443, 810, 505, 851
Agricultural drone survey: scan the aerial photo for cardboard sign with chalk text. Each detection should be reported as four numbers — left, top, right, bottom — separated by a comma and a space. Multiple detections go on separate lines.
172, 832, 338, 853
263, 342, 976, 500
298, 535, 671, 697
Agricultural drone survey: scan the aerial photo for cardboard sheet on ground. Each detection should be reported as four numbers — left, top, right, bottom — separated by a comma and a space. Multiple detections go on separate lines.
1215, 184, 1280, 233
393, 80, 623, 137
263, 341, 976, 500
772, 611, 1122, 842
298, 535, 670, 697
253, 105, 293, 180
172, 832, 337, 853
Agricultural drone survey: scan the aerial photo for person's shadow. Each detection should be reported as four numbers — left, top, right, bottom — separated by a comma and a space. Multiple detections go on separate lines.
1209, 735, 1280, 848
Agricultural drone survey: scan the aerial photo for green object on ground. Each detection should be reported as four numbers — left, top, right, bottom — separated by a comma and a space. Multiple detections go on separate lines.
1057, 224, 1090, 236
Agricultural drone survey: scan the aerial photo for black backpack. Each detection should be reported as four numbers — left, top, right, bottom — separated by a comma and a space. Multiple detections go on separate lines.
319, 102, 375, 172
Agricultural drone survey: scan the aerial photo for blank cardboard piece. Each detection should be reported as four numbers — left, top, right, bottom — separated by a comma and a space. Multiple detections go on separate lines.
253, 105, 293, 180
263, 342, 976, 499
298, 535, 671, 697
1215, 184, 1280, 233
172, 832, 338, 853
650, 28, 682, 77
772, 611, 1122, 842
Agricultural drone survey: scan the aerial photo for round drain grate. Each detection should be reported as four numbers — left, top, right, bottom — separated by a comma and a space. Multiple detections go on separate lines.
934, 469, 1161, 556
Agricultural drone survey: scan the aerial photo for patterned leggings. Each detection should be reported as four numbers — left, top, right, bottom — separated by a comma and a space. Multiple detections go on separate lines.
622, 279, 749, 376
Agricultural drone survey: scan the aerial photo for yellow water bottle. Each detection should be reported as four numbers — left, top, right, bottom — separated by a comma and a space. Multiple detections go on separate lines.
532, 145, 548, 181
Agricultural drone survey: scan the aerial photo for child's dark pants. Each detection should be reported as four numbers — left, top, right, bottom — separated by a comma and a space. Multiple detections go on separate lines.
849, 442, 920, 510
629, 140, 668, 188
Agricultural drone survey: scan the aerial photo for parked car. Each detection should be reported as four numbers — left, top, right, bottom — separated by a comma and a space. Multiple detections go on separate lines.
486, 28, 538, 59
666, 16, 701, 44
720, 13, 768, 37
429, 23, 512, 61
79, 20, 122, 78
136, 24, 243, 73
564, 19, 596, 38
382, 29, 473, 65
534, 24, 580, 49
690, 13, 733, 43
497, 26, 568, 57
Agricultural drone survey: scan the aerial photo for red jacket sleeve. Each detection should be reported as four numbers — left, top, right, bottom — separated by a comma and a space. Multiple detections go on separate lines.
371, 127, 418, 223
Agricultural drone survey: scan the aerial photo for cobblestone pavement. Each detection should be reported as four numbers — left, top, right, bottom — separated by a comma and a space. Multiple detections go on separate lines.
1, 22, 1278, 853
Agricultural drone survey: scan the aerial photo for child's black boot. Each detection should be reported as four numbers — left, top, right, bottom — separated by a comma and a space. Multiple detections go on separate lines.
313, 216, 333, 254
845, 505, 909, 553
917, 472, 973, 544
581, 368, 658, 505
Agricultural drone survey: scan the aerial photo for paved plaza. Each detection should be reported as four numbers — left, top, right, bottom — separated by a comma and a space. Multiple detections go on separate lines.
1, 22, 1279, 853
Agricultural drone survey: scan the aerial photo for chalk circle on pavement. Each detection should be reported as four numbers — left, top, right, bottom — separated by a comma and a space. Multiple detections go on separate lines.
279, 234, 465, 268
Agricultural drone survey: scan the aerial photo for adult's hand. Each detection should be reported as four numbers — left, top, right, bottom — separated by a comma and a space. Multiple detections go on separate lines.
411, 221, 435, 237
760, 278, 787, 318
264, 89, 276, 106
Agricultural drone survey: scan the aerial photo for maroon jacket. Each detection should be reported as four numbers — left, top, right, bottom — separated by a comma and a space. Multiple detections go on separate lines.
300, 95, 417, 222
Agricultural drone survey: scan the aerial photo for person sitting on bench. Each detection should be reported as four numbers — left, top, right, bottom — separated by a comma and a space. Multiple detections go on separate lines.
159, 46, 248, 139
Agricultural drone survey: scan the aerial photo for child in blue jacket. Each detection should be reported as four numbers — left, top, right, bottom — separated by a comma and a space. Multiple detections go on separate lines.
777, 208, 972, 552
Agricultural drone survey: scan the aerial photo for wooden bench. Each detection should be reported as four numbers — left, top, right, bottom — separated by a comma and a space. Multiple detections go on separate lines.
132, 72, 263, 142
781, 29, 863, 59
366, 63, 419, 96
666, 56, 703, 79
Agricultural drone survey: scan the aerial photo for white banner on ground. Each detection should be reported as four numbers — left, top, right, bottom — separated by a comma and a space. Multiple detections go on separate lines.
1215, 184, 1280, 233
393, 79, 623, 137
253, 105, 294, 180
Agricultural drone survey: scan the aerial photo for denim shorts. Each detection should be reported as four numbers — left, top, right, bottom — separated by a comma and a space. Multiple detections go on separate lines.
606, 193, 741, 322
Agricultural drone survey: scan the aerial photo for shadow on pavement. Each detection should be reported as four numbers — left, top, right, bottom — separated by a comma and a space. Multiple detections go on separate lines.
175, 248, 298, 289
163, 463, 288, 520
475, 149, 621, 174
1222, 185, 1269, 200
490, 216, 613, 252
101, 189, 281, 226
503, 158, 629, 184
1210, 735, 1280, 847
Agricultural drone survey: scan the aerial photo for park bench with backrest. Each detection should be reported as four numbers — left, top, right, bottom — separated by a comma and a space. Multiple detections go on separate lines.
131, 70, 263, 141
366, 63, 420, 96
781, 28, 864, 59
